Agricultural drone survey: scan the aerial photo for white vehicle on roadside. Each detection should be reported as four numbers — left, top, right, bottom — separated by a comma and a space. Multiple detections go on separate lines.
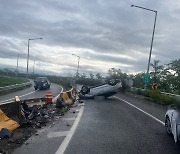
165, 106, 180, 143
80, 79, 122, 99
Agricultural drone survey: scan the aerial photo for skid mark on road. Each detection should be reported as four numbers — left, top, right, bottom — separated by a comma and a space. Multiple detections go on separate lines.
114, 96, 165, 125
55, 106, 84, 154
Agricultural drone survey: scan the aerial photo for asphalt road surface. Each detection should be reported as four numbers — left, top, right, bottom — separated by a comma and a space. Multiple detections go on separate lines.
64, 93, 180, 154
11, 92, 180, 154
0, 82, 63, 103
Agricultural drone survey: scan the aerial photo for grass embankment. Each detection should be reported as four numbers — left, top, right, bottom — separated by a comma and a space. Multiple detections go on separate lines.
129, 89, 178, 106
0, 76, 31, 96
0, 76, 27, 87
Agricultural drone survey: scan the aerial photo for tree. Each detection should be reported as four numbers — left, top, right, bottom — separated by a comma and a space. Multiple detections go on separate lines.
108, 68, 121, 79
95, 73, 102, 80
89, 73, 94, 79
150, 60, 164, 83
80, 73, 86, 79
132, 73, 144, 88
107, 68, 128, 81
164, 58, 180, 93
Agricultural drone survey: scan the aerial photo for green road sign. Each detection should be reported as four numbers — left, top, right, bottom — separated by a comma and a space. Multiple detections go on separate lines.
144, 74, 150, 84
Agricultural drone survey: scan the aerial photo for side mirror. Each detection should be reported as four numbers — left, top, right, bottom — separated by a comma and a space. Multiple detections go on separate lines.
171, 104, 175, 107
168, 104, 176, 110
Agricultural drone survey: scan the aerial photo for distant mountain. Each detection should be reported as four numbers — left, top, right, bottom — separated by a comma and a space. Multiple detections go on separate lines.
0, 64, 62, 76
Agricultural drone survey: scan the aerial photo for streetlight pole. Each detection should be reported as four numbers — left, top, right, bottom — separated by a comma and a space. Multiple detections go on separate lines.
16, 53, 20, 72
72, 54, 80, 76
16, 53, 26, 77
131, 4, 157, 89
33, 59, 35, 74
26, 38, 43, 79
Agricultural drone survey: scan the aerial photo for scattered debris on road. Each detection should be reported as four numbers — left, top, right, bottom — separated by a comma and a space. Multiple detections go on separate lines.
0, 87, 83, 153
0, 99, 81, 153
0, 128, 12, 139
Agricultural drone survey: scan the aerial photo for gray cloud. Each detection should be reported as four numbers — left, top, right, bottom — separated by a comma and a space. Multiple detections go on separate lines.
0, 0, 180, 75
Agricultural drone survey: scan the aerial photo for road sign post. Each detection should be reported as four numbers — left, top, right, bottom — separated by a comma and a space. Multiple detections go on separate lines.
144, 73, 150, 84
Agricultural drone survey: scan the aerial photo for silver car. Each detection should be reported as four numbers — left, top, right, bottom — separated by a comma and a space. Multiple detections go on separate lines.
80, 79, 122, 99
165, 106, 180, 143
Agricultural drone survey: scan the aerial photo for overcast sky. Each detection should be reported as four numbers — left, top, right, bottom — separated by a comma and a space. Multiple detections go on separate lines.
0, 0, 180, 76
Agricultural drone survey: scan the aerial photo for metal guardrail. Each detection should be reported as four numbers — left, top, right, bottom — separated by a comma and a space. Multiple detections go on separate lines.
131, 87, 145, 91
130, 87, 180, 101
0, 82, 31, 92
160, 92, 180, 97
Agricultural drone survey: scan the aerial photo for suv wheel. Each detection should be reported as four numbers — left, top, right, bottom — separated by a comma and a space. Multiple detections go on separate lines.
81, 86, 90, 95
165, 116, 172, 135
107, 79, 117, 86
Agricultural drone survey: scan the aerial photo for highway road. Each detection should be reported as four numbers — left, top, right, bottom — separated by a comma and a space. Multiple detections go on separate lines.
0, 82, 63, 103
64, 93, 180, 154
12, 92, 180, 154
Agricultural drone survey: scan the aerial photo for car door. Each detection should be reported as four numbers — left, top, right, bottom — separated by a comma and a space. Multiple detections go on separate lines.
171, 110, 178, 142
90, 84, 109, 96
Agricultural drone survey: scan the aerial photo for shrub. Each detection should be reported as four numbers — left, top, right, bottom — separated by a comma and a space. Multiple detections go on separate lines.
174, 89, 180, 95
129, 88, 177, 106
144, 90, 151, 97
160, 95, 177, 105
137, 89, 143, 95
149, 91, 161, 101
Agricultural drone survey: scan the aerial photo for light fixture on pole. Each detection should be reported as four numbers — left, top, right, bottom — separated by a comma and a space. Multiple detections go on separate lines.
131, 4, 157, 89
72, 53, 80, 76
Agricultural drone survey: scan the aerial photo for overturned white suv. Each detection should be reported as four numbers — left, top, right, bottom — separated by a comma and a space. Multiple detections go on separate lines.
165, 105, 180, 143
79, 79, 122, 99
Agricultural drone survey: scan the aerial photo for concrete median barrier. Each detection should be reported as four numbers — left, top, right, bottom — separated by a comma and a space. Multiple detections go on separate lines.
0, 101, 20, 122
0, 96, 46, 132
0, 97, 25, 132
0, 109, 20, 131
58, 88, 76, 106
71, 88, 76, 101
62, 92, 73, 105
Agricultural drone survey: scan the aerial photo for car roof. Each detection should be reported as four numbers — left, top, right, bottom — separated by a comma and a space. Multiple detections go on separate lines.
35, 77, 48, 80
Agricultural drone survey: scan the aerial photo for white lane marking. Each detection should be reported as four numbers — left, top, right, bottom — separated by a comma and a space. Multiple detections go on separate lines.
0, 90, 38, 103
55, 106, 84, 154
114, 96, 165, 125
19, 90, 38, 98
1, 84, 63, 104
62, 117, 76, 121
47, 131, 69, 138
0, 98, 14, 103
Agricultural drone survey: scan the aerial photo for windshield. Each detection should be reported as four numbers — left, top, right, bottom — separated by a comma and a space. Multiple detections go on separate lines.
35, 78, 47, 82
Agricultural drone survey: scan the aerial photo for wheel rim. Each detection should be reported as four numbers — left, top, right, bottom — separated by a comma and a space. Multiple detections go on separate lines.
82, 87, 88, 93
165, 118, 171, 134
109, 79, 116, 85
82, 88, 86, 92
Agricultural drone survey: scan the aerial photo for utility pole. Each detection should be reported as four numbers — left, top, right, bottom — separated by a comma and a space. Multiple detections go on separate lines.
72, 54, 80, 77
26, 37, 43, 79
16, 53, 26, 77
33, 60, 35, 74
131, 5, 157, 89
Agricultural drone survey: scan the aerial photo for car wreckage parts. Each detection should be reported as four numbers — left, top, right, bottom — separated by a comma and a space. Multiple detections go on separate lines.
56, 88, 76, 106
0, 88, 77, 138
0, 109, 20, 132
